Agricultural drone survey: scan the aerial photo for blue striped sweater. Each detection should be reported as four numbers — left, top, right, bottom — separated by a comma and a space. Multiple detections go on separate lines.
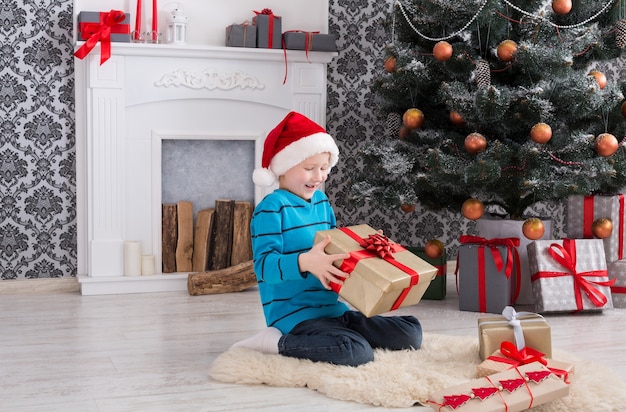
250, 189, 349, 333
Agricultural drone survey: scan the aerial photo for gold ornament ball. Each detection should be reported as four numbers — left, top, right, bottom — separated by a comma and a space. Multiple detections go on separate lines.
595, 133, 619, 157
592, 218, 613, 239
433, 41, 453, 62
589, 70, 607, 89
424, 239, 445, 259
465, 132, 487, 154
450, 110, 466, 126
497, 40, 518, 62
461, 198, 485, 220
530, 122, 552, 144
384, 56, 396, 73
400, 203, 416, 213
403, 108, 424, 129
522, 218, 545, 240
552, 0, 572, 15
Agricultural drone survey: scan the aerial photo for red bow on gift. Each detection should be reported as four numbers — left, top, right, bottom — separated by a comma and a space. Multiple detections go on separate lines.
362, 233, 395, 259
490, 341, 548, 367
74, 10, 128, 65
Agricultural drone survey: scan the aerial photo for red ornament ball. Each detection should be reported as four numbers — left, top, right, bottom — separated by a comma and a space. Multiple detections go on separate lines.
589, 70, 607, 90
400, 204, 416, 213
424, 239, 445, 259
595, 133, 619, 157
552, 0, 572, 15
384, 56, 396, 73
433, 41, 453, 62
530, 122, 552, 144
464, 132, 487, 154
403, 108, 424, 129
522, 218, 545, 240
450, 110, 466, 126
622, 101, 626, 118
497, 40, 518, 62
461, 198, 485, 220
592, 218, 613, 239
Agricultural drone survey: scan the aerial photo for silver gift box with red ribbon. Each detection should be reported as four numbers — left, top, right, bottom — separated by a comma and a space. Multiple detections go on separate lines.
314, 224, 437, 317
528, 238, 614, 313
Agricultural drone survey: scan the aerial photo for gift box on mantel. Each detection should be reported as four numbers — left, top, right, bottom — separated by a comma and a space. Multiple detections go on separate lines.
407, 246, 447, 300
77, 11, 131, 43
314, 224, 438, 317
567, 194, 626, 264
607, 259, 626, 308
427, 361, 570, 412
478, 306, 552, 360
456, 236, 521, 314
225, 22, 257, 48
477, 341, 574, 383
528, 238, 614, 313
253, 9, 282, 49
282, 31, 338, 52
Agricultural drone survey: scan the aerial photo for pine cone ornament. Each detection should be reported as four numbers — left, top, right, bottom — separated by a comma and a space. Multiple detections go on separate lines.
616, 19, 626, 48
475, 59, 491, 88
385, 112, 402, 138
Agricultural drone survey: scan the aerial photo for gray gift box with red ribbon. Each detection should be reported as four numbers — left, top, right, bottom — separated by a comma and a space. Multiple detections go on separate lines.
457, 240, 520, 314
528, 238, 613, 313
225, 23, 257, 48
77, 11, 131, 43
282, 32, 338, 52
253, 11, 282, 49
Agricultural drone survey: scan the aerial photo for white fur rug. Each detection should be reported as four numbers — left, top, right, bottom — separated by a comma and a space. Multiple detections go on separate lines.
210, 333, 626, 410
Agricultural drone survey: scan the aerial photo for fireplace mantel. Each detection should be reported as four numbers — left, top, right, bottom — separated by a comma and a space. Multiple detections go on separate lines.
75, 43, 337, 295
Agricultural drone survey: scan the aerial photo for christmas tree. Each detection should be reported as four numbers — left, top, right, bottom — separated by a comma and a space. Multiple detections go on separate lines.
351, 0, 626, 219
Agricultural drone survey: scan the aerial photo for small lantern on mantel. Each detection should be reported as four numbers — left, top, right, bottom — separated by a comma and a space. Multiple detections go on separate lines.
166, 6, 188, 44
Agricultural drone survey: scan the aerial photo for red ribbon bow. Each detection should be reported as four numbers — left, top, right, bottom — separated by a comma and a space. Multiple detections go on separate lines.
362, 233, 395, 259
490, 341, 548, 367
75, 10, 128, 65
532, 239, 615, 310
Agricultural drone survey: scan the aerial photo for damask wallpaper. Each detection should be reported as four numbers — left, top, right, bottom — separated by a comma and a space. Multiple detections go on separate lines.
0, 0, 75, 279
6, 0, 621, 281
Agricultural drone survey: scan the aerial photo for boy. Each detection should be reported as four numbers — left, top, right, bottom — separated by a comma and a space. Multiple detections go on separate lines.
232, 112, 422, 366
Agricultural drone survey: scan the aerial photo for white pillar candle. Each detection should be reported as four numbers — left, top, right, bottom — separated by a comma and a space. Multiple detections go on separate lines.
141, 255, 156, 276
124, 241, 142, 276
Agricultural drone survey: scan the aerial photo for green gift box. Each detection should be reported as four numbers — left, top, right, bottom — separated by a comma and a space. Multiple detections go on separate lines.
407, 247, 446, 300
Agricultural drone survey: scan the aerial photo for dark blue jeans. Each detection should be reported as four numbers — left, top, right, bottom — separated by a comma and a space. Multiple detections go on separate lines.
277, 311, 422, 367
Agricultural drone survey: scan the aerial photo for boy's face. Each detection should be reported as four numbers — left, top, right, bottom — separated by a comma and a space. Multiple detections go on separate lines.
279, 152, 331, 201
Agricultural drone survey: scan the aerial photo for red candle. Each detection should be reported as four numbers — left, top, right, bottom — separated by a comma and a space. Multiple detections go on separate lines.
134, 0, 142, 41
152, 0, 158, 34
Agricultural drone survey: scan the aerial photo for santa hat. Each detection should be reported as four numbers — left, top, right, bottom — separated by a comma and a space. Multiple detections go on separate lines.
253, 112, 339, 186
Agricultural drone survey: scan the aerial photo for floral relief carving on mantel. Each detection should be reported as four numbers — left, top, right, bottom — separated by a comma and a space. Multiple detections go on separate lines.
154, 69, 266, 91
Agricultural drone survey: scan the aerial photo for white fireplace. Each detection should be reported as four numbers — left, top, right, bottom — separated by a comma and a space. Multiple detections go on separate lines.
75, 42, 336, 295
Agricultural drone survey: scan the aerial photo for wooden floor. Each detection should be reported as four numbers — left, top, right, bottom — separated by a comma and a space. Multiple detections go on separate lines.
1, 276, 625, 412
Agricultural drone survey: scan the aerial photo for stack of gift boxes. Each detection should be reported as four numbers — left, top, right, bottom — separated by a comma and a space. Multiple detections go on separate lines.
456, 194, 621, 314
225, 9, 338, 52
427, 306, 573, 411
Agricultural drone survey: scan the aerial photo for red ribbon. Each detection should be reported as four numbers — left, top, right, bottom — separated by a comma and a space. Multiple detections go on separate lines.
611, 286, 626, 294
619, 194, 624, 259
487, 342, 570, 383
530, 239, 615, 310
75, 10, 128, 65
281, 30, 321, 84
457, 236, 522, 311
253, 9, 280, 48
583, 196, 594, 238
332, 228, 420, 311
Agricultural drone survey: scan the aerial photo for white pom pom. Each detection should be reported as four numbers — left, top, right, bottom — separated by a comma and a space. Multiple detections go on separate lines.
253, 168, 277, 186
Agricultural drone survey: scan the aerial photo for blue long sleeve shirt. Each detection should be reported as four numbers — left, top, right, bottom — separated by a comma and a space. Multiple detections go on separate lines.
250, 189, 349, 333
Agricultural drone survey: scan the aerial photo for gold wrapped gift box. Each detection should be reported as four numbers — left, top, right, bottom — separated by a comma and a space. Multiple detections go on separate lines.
478, 313, 552, 360
315, 224, 437, 317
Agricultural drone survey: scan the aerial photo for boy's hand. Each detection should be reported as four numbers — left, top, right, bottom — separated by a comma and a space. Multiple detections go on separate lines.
299, 235, 351, 290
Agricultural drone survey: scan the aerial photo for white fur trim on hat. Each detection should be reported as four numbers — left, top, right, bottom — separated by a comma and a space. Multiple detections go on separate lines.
252, 167, 277, 187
